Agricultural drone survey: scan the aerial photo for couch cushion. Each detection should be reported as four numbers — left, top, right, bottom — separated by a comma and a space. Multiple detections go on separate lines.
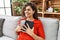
0, 18, 5, 37
39, 17, 59, 40
0, 36, 14, 40
59, 21, 60, 30
3, 16, 21, 39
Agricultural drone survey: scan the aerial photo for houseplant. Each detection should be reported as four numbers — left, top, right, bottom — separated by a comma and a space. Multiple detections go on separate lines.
54, 7, 59, 13
37, 7, 42, 12
12, 0, 29, 16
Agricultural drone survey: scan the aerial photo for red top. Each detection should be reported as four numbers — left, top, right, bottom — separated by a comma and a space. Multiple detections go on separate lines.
17, 18, 45, 40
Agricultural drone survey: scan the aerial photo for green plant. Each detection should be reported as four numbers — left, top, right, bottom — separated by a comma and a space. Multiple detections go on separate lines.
37, 7, 42, 11
54, 7, 59, 12
14, 6, 21, 15
12, 0, 29, 15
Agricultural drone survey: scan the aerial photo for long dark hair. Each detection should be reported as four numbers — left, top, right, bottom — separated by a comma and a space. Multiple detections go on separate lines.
21, 2, 38, 20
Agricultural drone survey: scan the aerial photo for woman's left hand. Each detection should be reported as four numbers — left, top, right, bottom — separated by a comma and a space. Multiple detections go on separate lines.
22, 23, 34, 36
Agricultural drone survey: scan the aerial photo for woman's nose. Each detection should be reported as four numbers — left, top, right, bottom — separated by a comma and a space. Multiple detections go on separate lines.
25, 10, 29, 13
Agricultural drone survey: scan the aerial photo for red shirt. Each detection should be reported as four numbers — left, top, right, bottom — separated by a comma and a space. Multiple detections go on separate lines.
17, 18, 45, 40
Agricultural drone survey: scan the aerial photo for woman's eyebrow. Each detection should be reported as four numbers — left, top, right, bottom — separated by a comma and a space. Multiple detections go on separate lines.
26, 8, 30, 10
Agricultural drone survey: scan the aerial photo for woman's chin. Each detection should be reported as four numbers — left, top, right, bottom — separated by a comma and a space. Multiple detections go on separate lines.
26, 16, 30, 18
25, 14, 31, 18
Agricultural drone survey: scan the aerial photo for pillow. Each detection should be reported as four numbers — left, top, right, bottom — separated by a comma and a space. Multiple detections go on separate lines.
3, 16, 21, 40
39, 17, 59, 40
0, 18, 5, 37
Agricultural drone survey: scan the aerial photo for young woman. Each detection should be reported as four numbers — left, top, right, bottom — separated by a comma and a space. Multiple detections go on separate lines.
16, 2, 45, 40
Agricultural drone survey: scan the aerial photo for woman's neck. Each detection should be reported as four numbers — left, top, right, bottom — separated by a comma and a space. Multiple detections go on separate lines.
26, 16, 34, 21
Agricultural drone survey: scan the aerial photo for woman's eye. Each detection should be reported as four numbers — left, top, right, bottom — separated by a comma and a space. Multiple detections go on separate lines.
28, 9, 30, 11
26, 9, 30, 11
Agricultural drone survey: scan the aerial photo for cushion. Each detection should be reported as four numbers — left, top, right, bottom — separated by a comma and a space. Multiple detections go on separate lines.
0, 36, 14, 40
3, 16, 21, 40
59, 21, 60, 30
39, 17, 59, 40
58, 30, 60, 40
0, 18, 5, 37
58, 21, 60, 40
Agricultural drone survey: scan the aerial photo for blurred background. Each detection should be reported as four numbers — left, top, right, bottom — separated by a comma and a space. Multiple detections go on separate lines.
0, 0, 60, 20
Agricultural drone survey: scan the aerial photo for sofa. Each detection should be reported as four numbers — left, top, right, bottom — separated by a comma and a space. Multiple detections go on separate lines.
0, 16, 59, 40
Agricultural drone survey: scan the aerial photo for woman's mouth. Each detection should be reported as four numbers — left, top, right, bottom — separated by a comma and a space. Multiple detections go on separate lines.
25, 13, 30, 17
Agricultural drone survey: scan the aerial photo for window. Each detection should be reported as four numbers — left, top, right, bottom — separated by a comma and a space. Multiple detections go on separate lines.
0, 0, 11, 16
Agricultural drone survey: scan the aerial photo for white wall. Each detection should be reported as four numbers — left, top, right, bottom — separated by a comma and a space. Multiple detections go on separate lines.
0, 0, 11, 16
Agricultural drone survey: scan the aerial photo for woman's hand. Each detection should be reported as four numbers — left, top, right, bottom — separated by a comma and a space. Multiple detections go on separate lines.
22, 23, 34, 36
15, 25, 22, 32
21, 24, 45, 40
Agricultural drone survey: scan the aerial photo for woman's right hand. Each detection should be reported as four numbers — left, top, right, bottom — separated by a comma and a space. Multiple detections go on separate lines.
15, 25, 21, 32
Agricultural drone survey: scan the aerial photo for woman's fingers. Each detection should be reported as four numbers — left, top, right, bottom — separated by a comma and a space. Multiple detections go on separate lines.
26, 23, 34, 31
23, 25, 28, 29
21, 26, 26, 30
21, 24, 30, 31
31, 27, 34, 31
26, 23, 30, 28
15, 25, 20, 31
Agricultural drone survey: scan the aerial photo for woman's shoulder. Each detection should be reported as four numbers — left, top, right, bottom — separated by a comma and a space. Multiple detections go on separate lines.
17, 17, 26, 25
18, 17, 26, 21
34, 19, 42, 24
20, 17, 26, 20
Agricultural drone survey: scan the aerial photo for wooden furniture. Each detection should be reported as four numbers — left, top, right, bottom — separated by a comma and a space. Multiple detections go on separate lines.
11, 0, 60, 20
11, 2, 21, 16
30, 0, 60, 20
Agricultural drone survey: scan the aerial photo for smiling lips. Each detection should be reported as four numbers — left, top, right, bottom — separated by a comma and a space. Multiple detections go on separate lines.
26, 13, 30, 15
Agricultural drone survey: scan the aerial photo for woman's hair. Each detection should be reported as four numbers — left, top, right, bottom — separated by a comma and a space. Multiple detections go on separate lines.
21, 2, 38, 20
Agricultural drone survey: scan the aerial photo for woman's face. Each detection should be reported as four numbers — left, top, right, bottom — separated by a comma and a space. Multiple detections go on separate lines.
24, 6, 35, 18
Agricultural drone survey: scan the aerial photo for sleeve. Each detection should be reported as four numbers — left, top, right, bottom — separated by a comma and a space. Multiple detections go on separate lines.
17, 17, 26, 25
16, 19, 21, 35
16, 17, 26, 35
37, 20, 45, 39
17, 19, 21, 25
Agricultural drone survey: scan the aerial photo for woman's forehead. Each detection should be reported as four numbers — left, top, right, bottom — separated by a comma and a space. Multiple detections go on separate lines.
25, 6, 32, 9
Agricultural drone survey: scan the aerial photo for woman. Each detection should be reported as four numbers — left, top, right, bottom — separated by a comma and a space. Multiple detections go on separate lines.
16, 2, 45, 40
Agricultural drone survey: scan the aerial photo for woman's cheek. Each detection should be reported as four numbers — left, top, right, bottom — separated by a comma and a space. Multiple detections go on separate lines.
25, 14, 31, 18
25, 14, 28, 17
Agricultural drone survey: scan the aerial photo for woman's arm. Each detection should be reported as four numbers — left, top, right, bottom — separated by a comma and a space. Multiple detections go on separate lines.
15, 25, 21, 35
29, 32, 45, 40
15, 25, 21, 32
25, 27, 45, 40
32, 20, 45, 40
